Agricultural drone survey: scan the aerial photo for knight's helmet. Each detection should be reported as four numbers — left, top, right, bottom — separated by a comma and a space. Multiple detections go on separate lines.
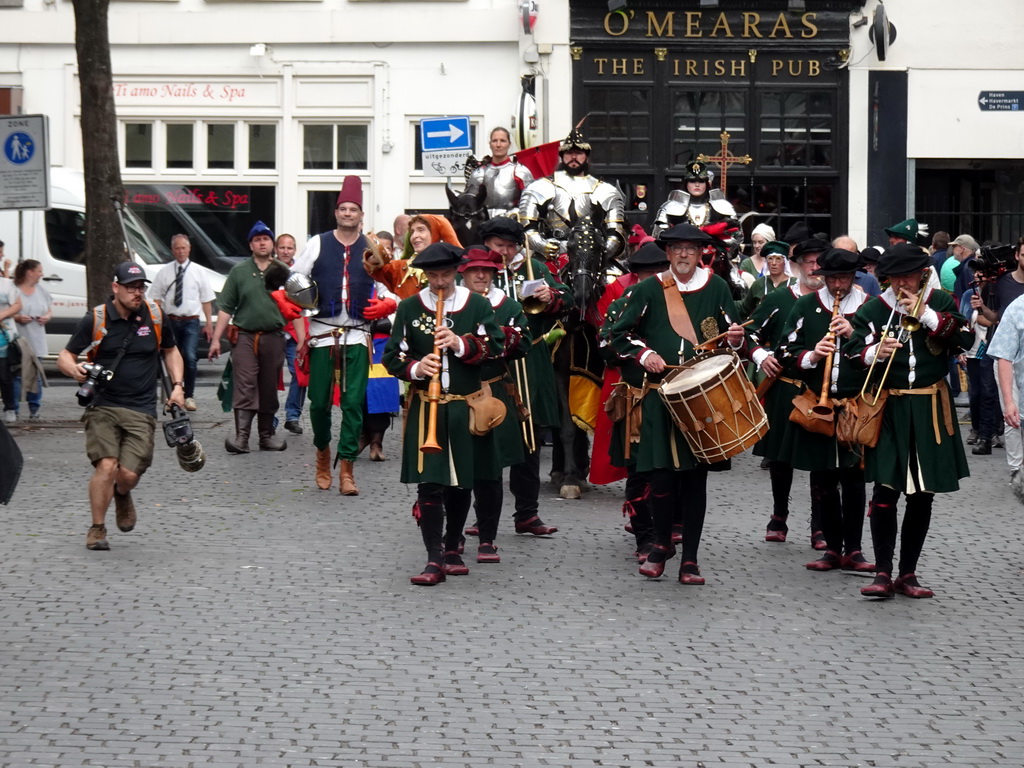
285, 272, 319, 310
559, 127, 591, 154
684, 161, 711, 183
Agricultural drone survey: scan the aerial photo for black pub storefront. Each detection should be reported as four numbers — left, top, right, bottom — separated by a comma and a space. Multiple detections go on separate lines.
571, 0, 864, 241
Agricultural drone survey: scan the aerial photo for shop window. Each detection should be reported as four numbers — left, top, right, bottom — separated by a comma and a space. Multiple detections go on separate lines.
303, 124, 369, 170
413, 122, 477, 171
585, 88, 652, 168
760, 91, 833, 169
671, 90, 748, 169
166, 124, 193, 169
207, 124, 235, 169
125, 122, 153, 168
248, 124, 276, 170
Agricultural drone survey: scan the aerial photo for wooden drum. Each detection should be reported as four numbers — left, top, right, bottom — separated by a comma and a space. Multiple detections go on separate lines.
658, 351, 768, 463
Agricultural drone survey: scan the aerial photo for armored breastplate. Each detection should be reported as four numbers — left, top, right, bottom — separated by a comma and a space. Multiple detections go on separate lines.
482, 162, 522, 214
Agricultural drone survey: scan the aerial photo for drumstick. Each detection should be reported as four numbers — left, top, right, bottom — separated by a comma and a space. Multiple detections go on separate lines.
694, 319, 754, 351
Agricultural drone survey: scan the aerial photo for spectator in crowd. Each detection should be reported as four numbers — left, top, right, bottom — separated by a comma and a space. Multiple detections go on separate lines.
12, 260, 52, 420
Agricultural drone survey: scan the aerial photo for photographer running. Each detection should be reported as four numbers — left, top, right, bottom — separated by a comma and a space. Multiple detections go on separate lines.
57, 262, 185, 551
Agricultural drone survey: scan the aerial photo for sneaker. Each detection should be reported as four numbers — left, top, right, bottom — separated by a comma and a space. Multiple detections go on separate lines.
114, 489, 136, 532
1011, 469, 1024, 503
184, 397, 198, 412
86, 524, 110, 551
966, 429, 978, 445
284, 420, 303, 435
28, 411, 41, 421
954, 393, 970, 407
3, 410, 14, 424
994, 434, 1005, 449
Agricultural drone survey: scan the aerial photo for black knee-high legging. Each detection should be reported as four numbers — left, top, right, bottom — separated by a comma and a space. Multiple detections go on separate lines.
809, 466, 866, 555
649, 466, 709, 563
868, 484, 933, 577
472, 478, 503, 543
624, 470, 653, 548
416, 483, 473, 563
767, 460, 824, 534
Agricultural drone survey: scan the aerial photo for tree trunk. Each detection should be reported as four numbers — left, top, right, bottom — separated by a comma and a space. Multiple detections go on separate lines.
72, 0, 125, 307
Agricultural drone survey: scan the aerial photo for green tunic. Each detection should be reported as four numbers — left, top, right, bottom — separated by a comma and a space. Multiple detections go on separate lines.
609, 270, 741, 472
493, 257, 573, 428
775, 287, 868, 471
478, 290, 532, 468
383, 287, 505, 487
218, 257, 285, 331
599, 289, 645, 469
739, 275, 797, 320
845, 287, 973, 493
747, 284, 806, 461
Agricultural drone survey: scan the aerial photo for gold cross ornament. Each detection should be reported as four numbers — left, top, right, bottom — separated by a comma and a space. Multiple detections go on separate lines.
697, 132, 752, 193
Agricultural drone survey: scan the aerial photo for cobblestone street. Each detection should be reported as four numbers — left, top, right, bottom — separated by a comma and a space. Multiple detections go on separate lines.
2, 363, 1023, 767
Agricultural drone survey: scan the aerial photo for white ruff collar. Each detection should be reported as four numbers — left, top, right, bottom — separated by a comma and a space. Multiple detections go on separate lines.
661, 266, 711, 292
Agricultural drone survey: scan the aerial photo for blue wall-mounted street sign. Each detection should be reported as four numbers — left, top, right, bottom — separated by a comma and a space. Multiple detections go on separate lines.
978, 92, 1023, 111
420, 116, 472, 152
1, 114, 50, 210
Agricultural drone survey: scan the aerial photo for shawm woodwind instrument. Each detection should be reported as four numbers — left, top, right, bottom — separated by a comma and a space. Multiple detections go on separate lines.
420, 293, 445, 454
812, 290, 844, 420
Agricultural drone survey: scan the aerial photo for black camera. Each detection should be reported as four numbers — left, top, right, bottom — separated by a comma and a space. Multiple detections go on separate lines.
162, 405, 194, 448
76, 363, 113, 407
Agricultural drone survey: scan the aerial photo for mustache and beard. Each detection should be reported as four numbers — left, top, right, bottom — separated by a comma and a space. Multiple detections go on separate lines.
558, 159, 590, 177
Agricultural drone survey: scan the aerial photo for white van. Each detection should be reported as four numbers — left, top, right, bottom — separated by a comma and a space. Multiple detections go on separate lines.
0, 168, 224, 355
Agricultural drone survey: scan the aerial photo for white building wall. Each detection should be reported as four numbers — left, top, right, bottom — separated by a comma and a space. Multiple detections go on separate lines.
0, 0, 575, 238
846, 0, 1024, 244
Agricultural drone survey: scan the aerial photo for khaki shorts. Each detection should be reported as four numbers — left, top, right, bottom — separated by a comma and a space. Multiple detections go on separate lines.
82, 406, 157, 475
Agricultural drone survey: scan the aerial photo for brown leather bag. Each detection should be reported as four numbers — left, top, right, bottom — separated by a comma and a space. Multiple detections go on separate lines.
466, 383, 507, 436
604, 383, 628, 423
789, 388, 836, 437
836, 392, 889, 449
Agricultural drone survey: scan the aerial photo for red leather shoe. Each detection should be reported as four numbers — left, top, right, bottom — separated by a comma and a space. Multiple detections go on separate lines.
638, 544, 675, 579
678, 562, 705, 585
841, 551, 876, 572
410, 563, 446, 586
476, 543, 500, 564
894, 573, 934, 598
671, 523, 684, 545
765, 514, 788, 543
464, 523, 480, 536
811, 530, 827, 550
860, 572, 895, 598
636, 541, 654, 564
806, 551, 841, 571
624, 521, 634, 534
441, 551, 470, 576
514, 516, 558, 535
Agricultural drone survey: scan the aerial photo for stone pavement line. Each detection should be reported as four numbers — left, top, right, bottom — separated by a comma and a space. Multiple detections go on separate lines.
1, 365, 1023, 767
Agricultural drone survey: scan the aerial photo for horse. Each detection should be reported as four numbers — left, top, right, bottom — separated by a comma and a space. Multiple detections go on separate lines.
445, 181, 488, 247
549, 208, 609, 500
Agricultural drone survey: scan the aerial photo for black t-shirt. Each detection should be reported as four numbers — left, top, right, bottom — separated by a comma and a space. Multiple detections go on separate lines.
65, 300, 177, 416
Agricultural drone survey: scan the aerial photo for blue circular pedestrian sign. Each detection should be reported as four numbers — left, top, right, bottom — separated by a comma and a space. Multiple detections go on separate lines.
4, 132, 34, 165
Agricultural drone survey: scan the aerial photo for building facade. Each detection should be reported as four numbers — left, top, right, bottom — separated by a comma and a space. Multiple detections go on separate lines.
0, 0, 1021, 254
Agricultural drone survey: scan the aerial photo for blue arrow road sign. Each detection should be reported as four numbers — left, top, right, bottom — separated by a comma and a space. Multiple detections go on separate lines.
978, 91, 1023, 111
420, 116, 472, 152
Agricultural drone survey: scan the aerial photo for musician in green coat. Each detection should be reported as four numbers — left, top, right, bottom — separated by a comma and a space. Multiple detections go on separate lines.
608, 223, 747, 585
478, 216, 569, 536
746, 238, 829, 547
776, 247, 873, 573
383, 243, 506, 586
844, 243, 972, 599
458, 247, 532, 563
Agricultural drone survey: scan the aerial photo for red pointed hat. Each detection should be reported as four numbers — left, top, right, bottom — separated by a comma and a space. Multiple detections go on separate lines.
337, 175, 362, 209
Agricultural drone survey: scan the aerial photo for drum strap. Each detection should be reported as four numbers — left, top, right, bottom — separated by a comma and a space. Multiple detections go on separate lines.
661, 277, 698, 347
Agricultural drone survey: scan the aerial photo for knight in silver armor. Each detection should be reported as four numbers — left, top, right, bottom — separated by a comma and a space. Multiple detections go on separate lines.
651, 160, 737, 237
518, 128, 626, 265
464, 127, 535, 218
